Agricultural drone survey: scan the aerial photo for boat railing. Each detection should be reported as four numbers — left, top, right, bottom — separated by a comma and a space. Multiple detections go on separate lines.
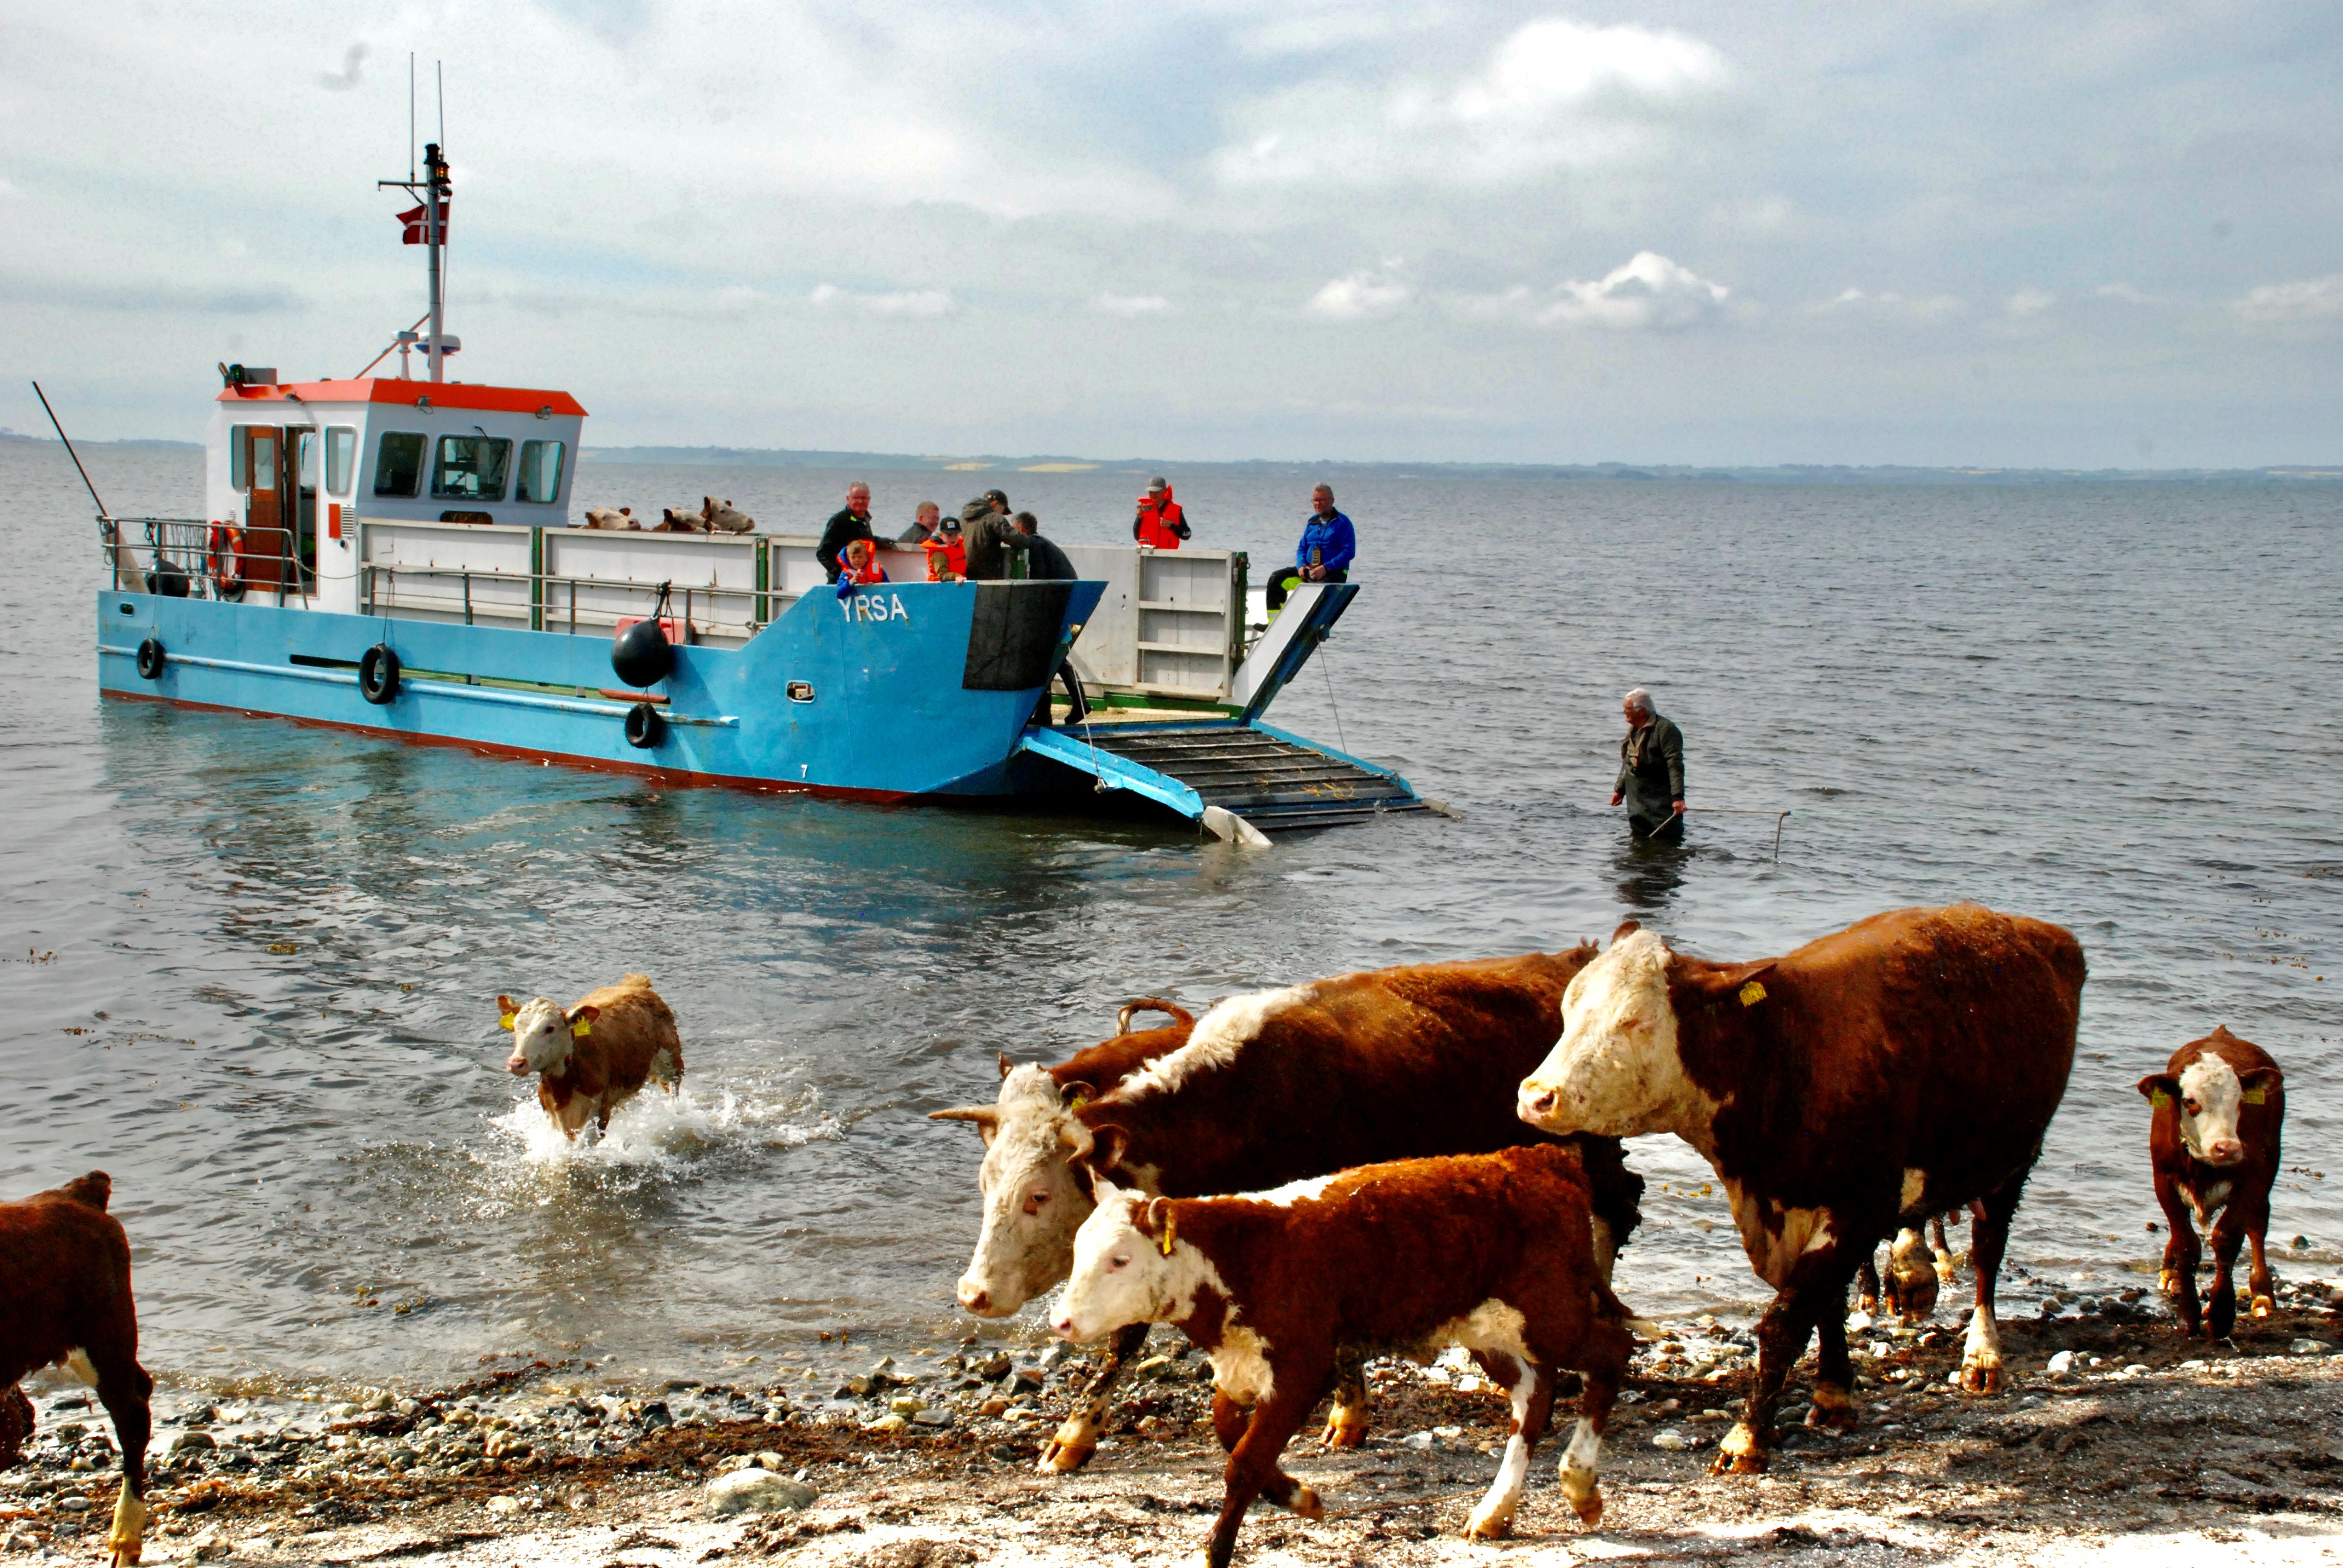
358, 561, 762, 644
96, 514, 317, 603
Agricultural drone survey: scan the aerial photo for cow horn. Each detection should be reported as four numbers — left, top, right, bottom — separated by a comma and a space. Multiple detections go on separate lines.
1115, 998, 1194, 1034
928, 1106, 1000, 1128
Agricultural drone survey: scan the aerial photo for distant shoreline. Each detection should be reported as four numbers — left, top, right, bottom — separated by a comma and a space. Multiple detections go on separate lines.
5, 431, 2338, 485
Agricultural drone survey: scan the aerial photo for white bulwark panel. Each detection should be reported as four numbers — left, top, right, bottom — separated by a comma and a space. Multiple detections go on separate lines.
1064, 547, 1246, 702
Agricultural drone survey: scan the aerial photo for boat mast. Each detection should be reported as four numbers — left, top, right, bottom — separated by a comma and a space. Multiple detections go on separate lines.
424, 140, 449, 384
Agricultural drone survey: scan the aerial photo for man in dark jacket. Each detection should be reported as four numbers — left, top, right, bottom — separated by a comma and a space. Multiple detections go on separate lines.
1610, 687, 1686, 843
1013, 511, 1076, 581
960, 492, 1028, 580
818, 482, 876, 583
897, 500, 944, 546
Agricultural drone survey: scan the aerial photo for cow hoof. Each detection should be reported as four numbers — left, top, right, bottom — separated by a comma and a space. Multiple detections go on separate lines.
1320, 1406, 1369, 1449
1804, 1400, 1860, 1433
2252, 1296, 2275, 1319
1958, 1362, 2002, 1396
1037, 1436, 1095, 1474
1568, 1487, 1605, 1526
1464, 1509, 1514, 1540
2158, 1270, 2180, 1296
1288, 1485, 1323, 1521
1854, 1292, 1881, 1316
1710, 1450, 1769, 1477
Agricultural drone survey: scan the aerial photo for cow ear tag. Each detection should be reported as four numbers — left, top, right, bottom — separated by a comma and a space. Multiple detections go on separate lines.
1158, 1210, 1177, 1257
498, 1013, 516, 1031
2243, 1087, 2266, 1105
1067, 1089, 1090, 1112
571, 1017, 592, 1038
1738, 980, 1768, 1007
2150, 1089, 2172, 1109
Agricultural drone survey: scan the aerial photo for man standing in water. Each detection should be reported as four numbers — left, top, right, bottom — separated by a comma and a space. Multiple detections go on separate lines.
1611, 687, 1686, 844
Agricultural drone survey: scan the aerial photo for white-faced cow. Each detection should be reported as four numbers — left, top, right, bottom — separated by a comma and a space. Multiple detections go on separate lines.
2138, 1026, 2285, 1338
1518, 904, 2083, 1475
1052, 1145, 1635, 1568
1, 1172, 153, 1566
499, 974, 684, 1138
932, 952, 1644, 1473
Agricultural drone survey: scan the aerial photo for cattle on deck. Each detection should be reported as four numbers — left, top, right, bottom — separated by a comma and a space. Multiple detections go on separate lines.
1518, 904, 2083, 1475
2138, 1026, 2286, 1338
1053, 1145, 1635, 1568
498, 974, 685, 1138
1, 1172, 154, 1566
931, 952, 1643, 1473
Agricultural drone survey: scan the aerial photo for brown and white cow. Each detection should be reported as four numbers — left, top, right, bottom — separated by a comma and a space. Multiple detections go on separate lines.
1518, 904, 2083, 1475
2, 1172, 153, 1566
1052, 1145, 1635, 1568
498, 974, 685, 1138
931, 952, 1644, 1472
701, 497, 756, 534
2138, 1026, 2285, 1338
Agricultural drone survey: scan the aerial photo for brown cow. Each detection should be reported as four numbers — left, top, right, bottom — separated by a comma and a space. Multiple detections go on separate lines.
932, 952, 1643, 1472
1052, 1145, 1635, 1568
2138, 1026, 2286, 1338
1, 1172, 153, 1565
498, 974, 684, 1138
1518, 904, 2083, 1475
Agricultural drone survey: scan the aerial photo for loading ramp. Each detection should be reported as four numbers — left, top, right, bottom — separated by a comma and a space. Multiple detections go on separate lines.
1017, 720, 1427, 842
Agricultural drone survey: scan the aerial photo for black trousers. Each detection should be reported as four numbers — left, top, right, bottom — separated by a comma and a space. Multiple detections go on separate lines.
1628, 812, 1685, 845
1267, 568, 1346, 613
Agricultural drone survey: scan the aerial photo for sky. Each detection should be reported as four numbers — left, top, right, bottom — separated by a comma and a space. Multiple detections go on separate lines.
2, 1, 2339, 466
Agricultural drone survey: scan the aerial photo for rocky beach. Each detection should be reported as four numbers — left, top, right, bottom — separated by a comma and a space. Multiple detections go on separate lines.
7, 1281, 2339, 1566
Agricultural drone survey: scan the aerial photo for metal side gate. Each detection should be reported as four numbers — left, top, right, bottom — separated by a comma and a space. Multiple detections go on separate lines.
1018, 720, 1426, 842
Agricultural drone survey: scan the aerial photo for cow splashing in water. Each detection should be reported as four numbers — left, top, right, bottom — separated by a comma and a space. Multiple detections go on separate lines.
499, 975, 685, 1139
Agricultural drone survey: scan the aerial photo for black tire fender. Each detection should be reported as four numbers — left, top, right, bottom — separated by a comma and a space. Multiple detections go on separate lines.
624, 702, 665, 750
135, 638, 166, 681
359, 644, 401, 705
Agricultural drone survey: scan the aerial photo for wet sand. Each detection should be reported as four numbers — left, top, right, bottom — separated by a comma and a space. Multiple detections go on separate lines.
7, 1285, 2339, 1566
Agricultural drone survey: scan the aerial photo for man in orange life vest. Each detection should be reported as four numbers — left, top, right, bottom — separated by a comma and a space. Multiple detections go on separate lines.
1133, 477, 1191, 549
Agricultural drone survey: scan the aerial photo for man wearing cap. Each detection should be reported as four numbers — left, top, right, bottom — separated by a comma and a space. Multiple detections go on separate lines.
1133, 477, 1190, 549
1610, 687, 1686, 844
818, 482, 877, 584
960, 489, 1028, 580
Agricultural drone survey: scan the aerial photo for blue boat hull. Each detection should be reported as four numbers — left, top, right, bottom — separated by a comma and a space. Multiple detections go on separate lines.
96, 579, 1105, 800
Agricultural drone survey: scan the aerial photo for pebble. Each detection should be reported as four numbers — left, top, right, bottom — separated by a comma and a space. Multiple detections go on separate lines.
704, 1469, 818, 1517
1651, 1429, 1693, 1451
2290, 1339, 2333, 1356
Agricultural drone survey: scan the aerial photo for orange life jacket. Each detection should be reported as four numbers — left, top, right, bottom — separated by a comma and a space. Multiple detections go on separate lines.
1135, 489, 1187, 550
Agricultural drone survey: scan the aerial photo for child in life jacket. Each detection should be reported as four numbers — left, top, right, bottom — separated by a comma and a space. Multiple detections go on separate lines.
921, 516, 968, 581
836, 537, 888, 598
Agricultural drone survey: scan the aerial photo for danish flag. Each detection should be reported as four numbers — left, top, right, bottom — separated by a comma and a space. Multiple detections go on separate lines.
398, 203, 450, 245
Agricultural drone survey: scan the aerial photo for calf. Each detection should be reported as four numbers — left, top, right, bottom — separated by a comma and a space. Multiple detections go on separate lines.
1052, 1145, 1634, 1568
498, 974, 684, 1138
701, 497, 756, 534
1518, 904, 2083, 1475
931, 950, 1643, 1471
581, 506, 640, 530
1, 1172, 152, 1566
2138, 1026, 2285, 1338
654, 507, 708, 532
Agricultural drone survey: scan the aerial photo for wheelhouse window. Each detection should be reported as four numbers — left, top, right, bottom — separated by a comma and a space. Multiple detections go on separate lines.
229, 425, 249, 490
374, 432, 425, 497
431, 435, 511, 503
248, 433, 277, 492
325, 427, 358, 496
516, 440, 566, 505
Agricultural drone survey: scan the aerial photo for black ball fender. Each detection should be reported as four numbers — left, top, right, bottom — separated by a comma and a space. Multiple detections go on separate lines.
624, 702, 665, 750
359, 644, 402, 705
611, 618, 673, 688
134, 638, 166, 681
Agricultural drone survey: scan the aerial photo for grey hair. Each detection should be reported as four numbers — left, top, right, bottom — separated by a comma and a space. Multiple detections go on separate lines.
1622, 687, 1654, 714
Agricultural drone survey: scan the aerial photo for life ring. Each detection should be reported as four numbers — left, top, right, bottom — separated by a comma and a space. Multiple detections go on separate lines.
624, 702, 664, 749
206, 523, 246, 601
135, 638, 166, 681
359, 644, 401, 705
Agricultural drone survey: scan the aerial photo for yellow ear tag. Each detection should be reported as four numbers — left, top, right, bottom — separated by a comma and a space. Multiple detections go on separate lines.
1738, 981, 1768, 1007
1158, 1210, 1177, 1258
2243, 1087, 2266, 1105
2151, 1089, 2172, 1109
571, 1018, 592, 1038
1067, 1090, 1090, 1112
498, 1013, 516, 1031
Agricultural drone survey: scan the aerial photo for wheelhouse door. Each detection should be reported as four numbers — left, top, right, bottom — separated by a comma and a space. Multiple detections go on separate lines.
240, 425, 287, 592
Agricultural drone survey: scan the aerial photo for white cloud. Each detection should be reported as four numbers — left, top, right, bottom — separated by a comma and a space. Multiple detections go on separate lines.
1092, 292, 1174, 318
2007, 287, 2056, 317
318, 42, 366, 92
1213, 16, 1729, 186
1305, 266, 1411, 320
2096, 283, 2158, 305
1818, 287, 1965, 322
2230, 276, 2343, 324
0, 178, 18, 198
810, 284, 954, 319
1528, 252, 1729, 330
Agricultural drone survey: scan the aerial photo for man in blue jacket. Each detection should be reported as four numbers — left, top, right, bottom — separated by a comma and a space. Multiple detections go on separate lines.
1268, 484, 1356, 612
